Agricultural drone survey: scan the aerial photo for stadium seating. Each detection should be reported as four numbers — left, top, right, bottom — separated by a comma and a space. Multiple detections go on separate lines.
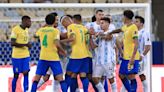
9, 0, 22, 3
79, 0, 93, 3
0, 0, 148, 3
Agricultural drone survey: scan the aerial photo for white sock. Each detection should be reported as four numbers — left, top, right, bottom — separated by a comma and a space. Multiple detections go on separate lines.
37, 78, 45, 88
142, 80, 148, 92
96, 82, 105, 92
53, 80, 60, 92
111, 82, 117, 92
120, 84, 126, 92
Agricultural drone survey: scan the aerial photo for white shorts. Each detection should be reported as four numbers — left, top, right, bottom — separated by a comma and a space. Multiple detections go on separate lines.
92, 63, 116, 79
138, 60, 147, 75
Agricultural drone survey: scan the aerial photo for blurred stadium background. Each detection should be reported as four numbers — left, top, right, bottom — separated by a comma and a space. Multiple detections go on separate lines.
0, 0, 149, 3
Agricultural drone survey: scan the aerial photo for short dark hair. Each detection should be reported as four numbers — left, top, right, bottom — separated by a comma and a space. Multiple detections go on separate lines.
45, 14, 55, 25
73, 14, 82, 21
22, 15, 31, 21
66, 14, 73, 19
92, 15, 96, 22
135, 15, 145, 24
123, 10, 134, 20
101, 17, 110, 24
49, 12, 58, 17
96, 9, 103, 14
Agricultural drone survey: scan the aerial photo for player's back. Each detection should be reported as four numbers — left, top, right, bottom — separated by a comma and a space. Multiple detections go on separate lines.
67, 24, 88, 59
36, 26, 60, 61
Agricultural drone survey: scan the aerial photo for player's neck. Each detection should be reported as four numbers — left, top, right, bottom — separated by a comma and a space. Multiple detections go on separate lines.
126, 21, 133, 27
20, 25, 26, 30
138, 26, 143, 31
96, 20, 101, 25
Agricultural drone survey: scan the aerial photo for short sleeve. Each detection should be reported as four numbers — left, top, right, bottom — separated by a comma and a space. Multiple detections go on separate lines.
54, 29, 60, 40
144, 31, 151, 45
10, 27, 17, 39
35, 29, 41, 37
67, 26, 75, 38
121, 25, 126, 32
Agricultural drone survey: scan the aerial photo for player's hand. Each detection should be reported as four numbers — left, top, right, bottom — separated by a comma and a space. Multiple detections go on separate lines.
27, 43, 32, 48
129, 57, 135, 65
139, 55, 143, 61
58, 50, 67, 57
89, 27, 95, 35
98, 32, 105, 36
105, 34, 113, 40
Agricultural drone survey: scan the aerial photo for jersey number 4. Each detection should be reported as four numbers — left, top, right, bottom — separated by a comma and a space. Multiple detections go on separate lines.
42, 34, 48, 48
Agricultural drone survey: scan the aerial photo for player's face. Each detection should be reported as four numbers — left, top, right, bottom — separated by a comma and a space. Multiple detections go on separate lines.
54, 16, 58, 28
100, 20, 108, 31
96, 12, 104, 20
24, 19, 31, 28
122, 16, 128, 24
61, 17, 73, 29
134, 18, 142, 28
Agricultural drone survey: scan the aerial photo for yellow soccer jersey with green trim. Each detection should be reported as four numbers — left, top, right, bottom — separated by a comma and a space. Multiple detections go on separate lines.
10, 25, 30, 58
121, 24, 140, 60
67, 24, 89, 59
36, 26, 60, 61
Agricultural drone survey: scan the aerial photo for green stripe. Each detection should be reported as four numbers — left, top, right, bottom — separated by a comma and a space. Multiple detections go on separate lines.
133, 36, 138, 39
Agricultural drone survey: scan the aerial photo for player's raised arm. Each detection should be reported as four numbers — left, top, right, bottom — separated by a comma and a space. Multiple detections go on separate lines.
60, 33, 75, 44
116, 37, 123, 57
54, 39, 67, 57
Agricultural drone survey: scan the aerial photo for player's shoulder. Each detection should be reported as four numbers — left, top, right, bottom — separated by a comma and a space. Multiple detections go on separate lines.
131, 24, 138, 29
68, 24, 76, 28
12, 25, 20, 31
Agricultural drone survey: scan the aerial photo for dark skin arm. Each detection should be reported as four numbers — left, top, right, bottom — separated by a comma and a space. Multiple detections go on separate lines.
60, 33, 75, 44
11, 38, 31, 48
54, 39, 67, 57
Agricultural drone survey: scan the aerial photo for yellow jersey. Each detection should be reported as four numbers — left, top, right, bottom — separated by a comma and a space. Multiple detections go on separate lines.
67, 24, 88, 59
36, 26, 60, 61
121, 24, 140, 60
85, 33, 92, 58
10, 25, 30, 58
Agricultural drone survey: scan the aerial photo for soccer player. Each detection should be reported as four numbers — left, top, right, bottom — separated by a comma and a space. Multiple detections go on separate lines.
31, 14, 67, 92
135, 16, 151, 92
36, 12, 62, 92
108, 10, 140, 92
10, 15, 31, 92
71, 14, 98, 92
92, 17, 117, 92
60, 15, 93, 92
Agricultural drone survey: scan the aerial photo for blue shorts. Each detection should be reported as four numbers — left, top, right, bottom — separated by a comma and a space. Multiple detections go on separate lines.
12, 57, 30, 74
66, 58, 89, 74
119, 59, 139, 75
36, 60, 63, 76
87, 57, 93, 74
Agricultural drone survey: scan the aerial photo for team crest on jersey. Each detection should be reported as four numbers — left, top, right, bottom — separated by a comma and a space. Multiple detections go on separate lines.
147, 38, 149, 41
